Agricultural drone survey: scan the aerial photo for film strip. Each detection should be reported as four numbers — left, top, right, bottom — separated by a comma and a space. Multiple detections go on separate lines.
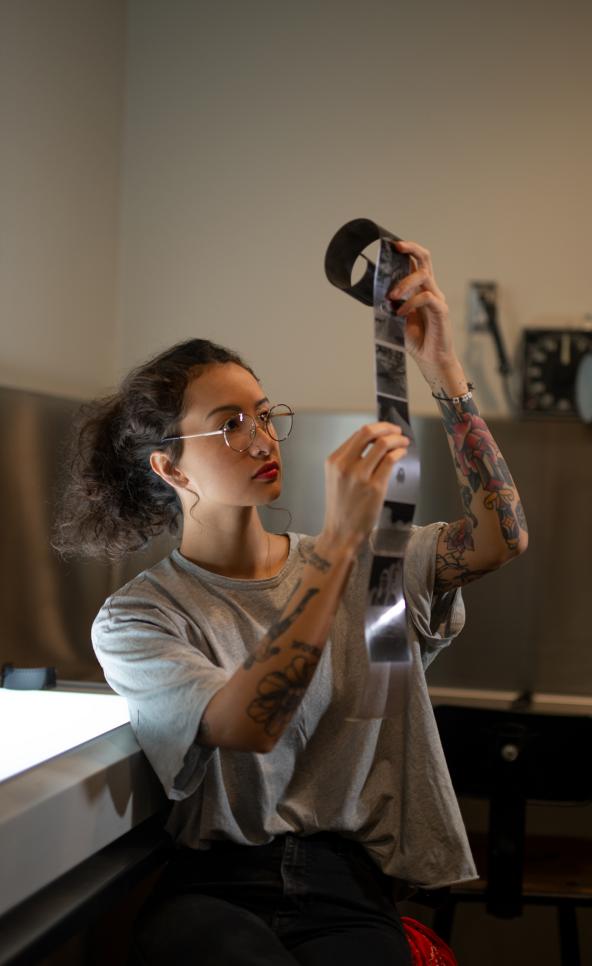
325, 219, 420, 712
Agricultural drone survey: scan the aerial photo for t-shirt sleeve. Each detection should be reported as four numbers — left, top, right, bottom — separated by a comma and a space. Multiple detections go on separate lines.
92, 584, 229, 801
404, 521, 466, 669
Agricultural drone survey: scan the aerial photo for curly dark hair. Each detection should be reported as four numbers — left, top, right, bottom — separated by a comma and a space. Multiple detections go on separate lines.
53, 338, 256, 560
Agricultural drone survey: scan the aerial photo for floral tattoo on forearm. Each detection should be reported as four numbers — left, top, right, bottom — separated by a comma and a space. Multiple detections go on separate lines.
243, 584, 324, 736
247, 654, 319, 737
434, 392, 528, 589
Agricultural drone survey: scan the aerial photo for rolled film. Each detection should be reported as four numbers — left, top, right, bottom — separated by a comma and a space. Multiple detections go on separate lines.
324, 218, 420, 717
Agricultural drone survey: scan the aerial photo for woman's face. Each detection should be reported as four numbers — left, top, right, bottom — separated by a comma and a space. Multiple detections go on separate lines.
172, 362, 284, 510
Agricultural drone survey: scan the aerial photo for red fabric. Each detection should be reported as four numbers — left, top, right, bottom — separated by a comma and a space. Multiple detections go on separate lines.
401, 917, 458, 966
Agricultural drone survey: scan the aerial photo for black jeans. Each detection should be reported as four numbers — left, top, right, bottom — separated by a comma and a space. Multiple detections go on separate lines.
131, 832, 412, 965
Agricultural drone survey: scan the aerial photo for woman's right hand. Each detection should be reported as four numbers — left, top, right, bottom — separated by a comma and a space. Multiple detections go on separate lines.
199, 420, 409, 756
320, 422, 410, 551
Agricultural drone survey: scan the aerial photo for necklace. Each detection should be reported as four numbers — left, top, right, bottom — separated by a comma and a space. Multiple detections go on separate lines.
264, 531, 272, 579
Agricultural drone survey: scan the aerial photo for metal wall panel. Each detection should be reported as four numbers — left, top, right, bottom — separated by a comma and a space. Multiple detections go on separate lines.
0, 387, 173, 681
278, 411, 592, 697
2, 386, 591, 696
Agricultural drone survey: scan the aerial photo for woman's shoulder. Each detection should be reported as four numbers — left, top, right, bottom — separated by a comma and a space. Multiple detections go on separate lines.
292, 531, 316, 557
98, 532, 310, 616
108, 552, 180, 600
94, 552, 193, 633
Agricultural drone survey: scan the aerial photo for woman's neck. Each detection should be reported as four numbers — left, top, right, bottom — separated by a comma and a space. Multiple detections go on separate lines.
179, 506, 288, 579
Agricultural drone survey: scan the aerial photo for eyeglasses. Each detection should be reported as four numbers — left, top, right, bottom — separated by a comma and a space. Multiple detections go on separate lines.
161, 404, 294, 453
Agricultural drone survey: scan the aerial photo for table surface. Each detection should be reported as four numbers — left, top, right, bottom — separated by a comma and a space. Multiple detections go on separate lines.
2, 684, 591, 787
1, 683, 590, 921
429, 686, 592, 715
0, 688, 164, 919
0, 688, 129, 783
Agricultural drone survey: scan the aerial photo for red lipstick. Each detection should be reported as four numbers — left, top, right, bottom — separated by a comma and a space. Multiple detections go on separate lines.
253, 461, 279, 481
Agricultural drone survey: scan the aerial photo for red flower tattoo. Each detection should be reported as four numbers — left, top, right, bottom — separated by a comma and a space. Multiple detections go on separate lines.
451, 414, 509, 493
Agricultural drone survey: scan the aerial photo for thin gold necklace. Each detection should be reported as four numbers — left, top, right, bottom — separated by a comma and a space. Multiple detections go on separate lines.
265, 531, 272, 579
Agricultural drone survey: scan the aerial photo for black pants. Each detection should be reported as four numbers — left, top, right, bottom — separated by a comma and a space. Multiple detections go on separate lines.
131, 832, 412, 965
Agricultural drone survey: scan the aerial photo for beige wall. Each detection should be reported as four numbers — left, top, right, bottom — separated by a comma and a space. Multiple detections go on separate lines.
4, 1, 591, 412
3, 7, 591, 960
119, 0, 592, 415
0, 0, 125, 398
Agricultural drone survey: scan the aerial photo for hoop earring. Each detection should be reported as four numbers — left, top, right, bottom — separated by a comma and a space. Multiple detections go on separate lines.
187, 489, 201, 524
260, 502, 292, 533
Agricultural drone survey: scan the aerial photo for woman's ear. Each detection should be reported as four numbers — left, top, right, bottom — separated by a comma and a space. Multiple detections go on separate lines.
150, 451, 189, 490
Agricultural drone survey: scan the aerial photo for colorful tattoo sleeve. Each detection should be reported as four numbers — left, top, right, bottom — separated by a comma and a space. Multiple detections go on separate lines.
434, 391, 528, 591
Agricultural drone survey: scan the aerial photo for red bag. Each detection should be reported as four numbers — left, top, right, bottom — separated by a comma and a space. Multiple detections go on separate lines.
401, 916, 458, 965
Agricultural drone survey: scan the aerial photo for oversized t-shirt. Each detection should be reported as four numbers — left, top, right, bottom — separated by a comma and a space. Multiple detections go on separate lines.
92, 522, 477, 889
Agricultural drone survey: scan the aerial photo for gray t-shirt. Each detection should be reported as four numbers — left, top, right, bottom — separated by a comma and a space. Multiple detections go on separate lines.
92, 522, 477, 889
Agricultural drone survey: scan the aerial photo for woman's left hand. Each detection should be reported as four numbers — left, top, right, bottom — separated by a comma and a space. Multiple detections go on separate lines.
388, 239, 459, 381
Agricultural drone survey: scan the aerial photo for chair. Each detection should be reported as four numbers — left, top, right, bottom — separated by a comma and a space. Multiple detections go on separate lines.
431, 703, 592, 966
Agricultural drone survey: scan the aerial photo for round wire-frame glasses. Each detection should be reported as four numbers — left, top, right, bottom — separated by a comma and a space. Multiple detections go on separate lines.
161, 404, 294, 453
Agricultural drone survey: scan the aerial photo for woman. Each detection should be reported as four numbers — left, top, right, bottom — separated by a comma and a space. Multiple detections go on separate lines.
56, 240, 527, 965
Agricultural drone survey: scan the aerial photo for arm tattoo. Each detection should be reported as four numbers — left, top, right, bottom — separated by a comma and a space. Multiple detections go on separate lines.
243, 638, 281, 670
298, 543, 332, 573
436, 392, 528, 552
246, 655, 318, 737
285, 579, 302, 604
483, 489, 520, 550
291, 640, 322, 658
266, 587, 320, 642
435, 551, 490, 592
434, 518, 481, 592
515, 500, 527, 531
437, 392, 513, 494
443, 517, 474, 552
243, 587, 319, 670
460, 484, 478, 529
307, 550, 331, 573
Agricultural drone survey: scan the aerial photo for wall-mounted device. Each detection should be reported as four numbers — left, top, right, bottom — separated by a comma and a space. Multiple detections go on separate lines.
469, 282, 592, 420
521, 328, 592, 416
575, 352, 592, 422
468, 281, 511, 376
468, 281, 515, 409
